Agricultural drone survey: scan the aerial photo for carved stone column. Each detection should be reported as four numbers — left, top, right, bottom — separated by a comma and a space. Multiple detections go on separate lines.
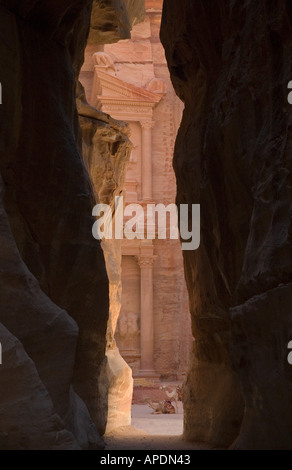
140, 120, 155, 201
136, 254, 157, 377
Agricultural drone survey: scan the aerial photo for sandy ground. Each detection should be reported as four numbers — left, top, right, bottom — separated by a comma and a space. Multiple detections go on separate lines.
104, 403, 208, 450
131, 403, 184, 435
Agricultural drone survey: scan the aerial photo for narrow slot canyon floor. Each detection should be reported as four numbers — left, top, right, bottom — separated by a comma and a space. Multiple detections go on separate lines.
104, 403, 208, 450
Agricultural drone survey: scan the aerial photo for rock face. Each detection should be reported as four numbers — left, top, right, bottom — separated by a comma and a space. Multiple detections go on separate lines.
161, 0, 292, 449
0, 0, 143, 449
89, 0, 145, 45
79, 99, 133, 433
0, 323, 79, 450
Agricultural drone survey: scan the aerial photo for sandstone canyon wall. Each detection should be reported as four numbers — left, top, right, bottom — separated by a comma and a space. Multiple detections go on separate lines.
0, 0, 143, 449
79, 102, 133, 433
161, 0, 292, 449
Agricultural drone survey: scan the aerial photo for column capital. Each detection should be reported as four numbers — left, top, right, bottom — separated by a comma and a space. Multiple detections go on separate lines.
140, 120, 155, 130
135, 255, 157, 268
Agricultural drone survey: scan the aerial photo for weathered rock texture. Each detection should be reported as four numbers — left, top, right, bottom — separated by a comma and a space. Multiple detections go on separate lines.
79, 99, 133, 433
161, 0, 292, 449
0, 0, 143, 449
0, 323, 79, 450
89, 0, 145, 45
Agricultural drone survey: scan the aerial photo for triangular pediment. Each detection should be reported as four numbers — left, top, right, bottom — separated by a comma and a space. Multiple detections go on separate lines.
94, 69, 163, 104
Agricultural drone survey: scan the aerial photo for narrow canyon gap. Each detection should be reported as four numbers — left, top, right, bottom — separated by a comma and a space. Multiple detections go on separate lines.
79, 1, 192, 436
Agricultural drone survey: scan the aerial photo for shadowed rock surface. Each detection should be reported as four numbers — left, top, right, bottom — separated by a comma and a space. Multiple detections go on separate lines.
161, 0, 292, 449
0, 0, 143, 449
89, 0, 144, 45
0, 323, 80, 450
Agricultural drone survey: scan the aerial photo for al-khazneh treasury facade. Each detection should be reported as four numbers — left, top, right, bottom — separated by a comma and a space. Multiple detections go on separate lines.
80, 0, 192, 382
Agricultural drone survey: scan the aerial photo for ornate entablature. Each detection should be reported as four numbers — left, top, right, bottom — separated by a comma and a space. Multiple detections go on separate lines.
99, 100, 154, 121
90, 52, 166, 123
